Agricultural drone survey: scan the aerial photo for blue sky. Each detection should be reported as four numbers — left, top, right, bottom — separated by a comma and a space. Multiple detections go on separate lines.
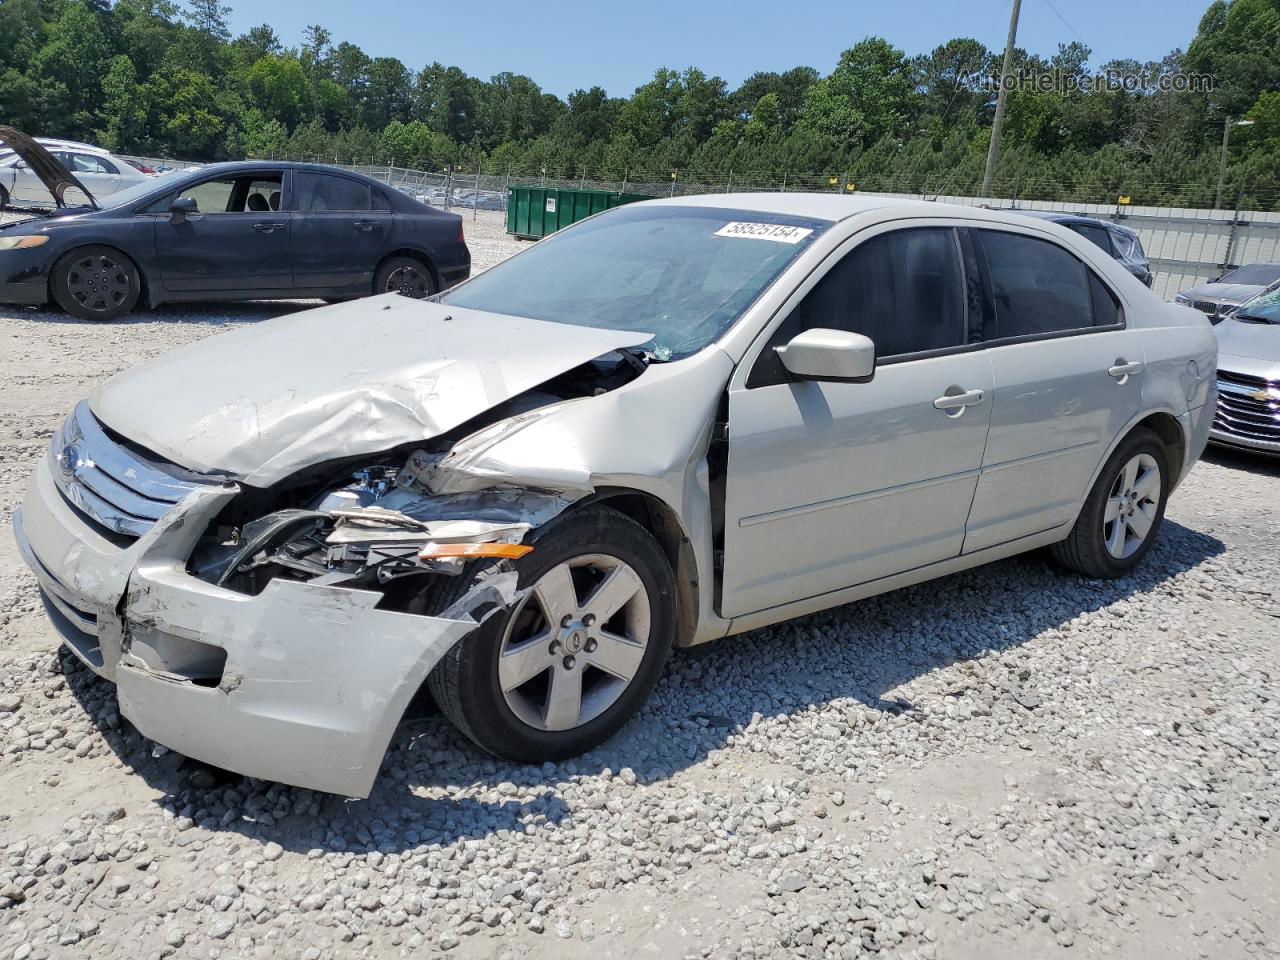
228, 0, 1212, 98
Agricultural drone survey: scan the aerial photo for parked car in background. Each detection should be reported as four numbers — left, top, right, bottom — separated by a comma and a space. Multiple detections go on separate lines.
1016, 211, 1153, 287
1175, 262, 1280, 322
12, 193, 1215, 797
122, 158, 159, 175
0, 127, 470, 321
0, 137, 150, 207
1211, 280, 1280, 454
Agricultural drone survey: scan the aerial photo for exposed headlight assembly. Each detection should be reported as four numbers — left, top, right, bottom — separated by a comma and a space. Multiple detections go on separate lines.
0, 235, 49, 250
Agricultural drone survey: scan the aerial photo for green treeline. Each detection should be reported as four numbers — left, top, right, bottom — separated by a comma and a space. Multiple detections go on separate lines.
4, 0, 1280, 206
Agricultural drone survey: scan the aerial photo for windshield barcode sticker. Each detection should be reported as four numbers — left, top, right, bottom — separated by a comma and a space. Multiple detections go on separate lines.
715, 222, 813, 244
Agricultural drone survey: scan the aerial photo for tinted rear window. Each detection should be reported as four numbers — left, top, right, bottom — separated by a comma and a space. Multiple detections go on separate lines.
293, 173, 372, 211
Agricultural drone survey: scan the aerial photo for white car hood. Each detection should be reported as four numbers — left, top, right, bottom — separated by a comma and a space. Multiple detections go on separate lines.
1215, 317, 1280, 366
89, 295, 650, 486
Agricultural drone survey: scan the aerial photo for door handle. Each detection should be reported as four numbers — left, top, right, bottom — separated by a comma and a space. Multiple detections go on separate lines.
1108, 359, 1143, 382
353, 219, 378, 231
933, 388, 985, 414
253, 222, 284, 233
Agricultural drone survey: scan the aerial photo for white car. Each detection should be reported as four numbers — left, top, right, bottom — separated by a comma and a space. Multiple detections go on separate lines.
0, 140, 149, 208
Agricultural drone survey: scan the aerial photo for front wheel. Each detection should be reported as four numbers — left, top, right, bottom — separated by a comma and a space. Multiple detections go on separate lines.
51, 245, 141, 322
1049, 428, 1170, 579
417, 505, 675, 762
375, 256, 435, 299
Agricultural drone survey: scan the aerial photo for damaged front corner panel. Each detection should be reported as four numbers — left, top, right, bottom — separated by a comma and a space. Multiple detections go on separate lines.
120, 550, 523, 797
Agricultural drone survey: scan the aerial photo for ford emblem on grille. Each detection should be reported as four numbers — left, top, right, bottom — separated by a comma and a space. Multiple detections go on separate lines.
57, 442, 83, 477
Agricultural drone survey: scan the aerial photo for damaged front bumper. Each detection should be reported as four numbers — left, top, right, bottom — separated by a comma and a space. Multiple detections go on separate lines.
13, 456, 506, 798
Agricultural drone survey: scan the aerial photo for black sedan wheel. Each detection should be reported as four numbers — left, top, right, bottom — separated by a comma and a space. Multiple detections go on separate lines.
51, 245, 141, 322
375, 256, 435, 299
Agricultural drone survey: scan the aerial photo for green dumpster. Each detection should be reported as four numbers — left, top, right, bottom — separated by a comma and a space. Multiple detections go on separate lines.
506, 187, 649, 239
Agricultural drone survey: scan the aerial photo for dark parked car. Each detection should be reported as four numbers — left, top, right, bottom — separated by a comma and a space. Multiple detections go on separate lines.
1016, 211, 1153, 287
0, 127, 469, 321
1175, 262, 1280, 323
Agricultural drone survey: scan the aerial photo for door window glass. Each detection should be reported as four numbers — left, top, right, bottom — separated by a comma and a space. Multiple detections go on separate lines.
975, 230, 1119, 338
293, 173, 372, 211
70, 153, 117, 175
749, 227, 968, 387
145, 174, 283, 214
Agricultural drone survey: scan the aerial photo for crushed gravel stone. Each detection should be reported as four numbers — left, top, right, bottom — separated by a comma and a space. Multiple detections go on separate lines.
1, 207, 1277, 959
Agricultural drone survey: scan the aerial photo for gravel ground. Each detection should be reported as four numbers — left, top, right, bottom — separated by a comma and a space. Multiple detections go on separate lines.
1, 208, 1278, 960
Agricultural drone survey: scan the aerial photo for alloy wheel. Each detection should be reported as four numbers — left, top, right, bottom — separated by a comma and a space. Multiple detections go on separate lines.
1103, 453, 1161, 559
497, 554, 651, 732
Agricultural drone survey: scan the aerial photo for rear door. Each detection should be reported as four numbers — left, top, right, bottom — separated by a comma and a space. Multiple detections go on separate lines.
151, 171, 292, 292
962, 227, 1145, 552
289, 171, 392, 293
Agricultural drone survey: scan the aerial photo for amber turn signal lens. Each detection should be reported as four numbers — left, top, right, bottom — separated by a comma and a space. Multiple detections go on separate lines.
418, 542, 533, 560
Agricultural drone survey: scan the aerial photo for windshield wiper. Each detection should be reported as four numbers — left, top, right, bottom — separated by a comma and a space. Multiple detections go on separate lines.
1233, 312, 1278, 324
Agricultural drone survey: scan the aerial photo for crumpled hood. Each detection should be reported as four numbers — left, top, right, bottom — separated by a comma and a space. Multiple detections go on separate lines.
89, 295, 650, 486
1180, 281, 1267, 305
1215, 317, 1280, 367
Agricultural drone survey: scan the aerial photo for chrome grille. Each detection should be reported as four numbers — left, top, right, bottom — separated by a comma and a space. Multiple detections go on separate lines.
50, 402, 211, 539
1214, 371, 1280, 444
1192, 300, 1220, 315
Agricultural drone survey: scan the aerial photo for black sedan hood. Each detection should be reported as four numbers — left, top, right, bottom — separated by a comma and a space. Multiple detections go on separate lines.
0, 126, 98, 209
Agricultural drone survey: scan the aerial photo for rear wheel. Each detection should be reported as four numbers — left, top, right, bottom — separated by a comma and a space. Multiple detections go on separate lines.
375, 256, 435, 299
51, 245, 141, 322
1050, 428, 1169, 579
416, 505, 675, 762
0, 185, 9, 209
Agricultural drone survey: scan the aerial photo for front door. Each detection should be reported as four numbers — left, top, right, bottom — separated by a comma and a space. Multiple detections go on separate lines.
152, 172, 292, 292
289, 171, 392, 293
721, 225, 994, 618
962, 227, 1146, 552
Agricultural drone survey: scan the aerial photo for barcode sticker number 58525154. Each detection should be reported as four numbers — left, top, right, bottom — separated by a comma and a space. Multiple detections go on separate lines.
714, 222, 814, 244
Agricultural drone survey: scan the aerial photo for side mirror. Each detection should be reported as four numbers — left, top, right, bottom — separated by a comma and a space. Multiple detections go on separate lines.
775, 328, 876, 382
169, 196, 197, 224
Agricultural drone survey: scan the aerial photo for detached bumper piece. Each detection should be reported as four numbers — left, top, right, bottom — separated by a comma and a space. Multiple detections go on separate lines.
14, 446, 513, 797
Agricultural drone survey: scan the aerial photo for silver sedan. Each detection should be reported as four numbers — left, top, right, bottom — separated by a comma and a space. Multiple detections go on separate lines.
13, 194, 1217, 796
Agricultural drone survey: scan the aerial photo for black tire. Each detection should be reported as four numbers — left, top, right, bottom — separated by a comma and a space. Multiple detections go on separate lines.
375, 255, 435, 299
0, 185, 9, 209
51, 245, 141, 322
1049, 428, 1171, 579
415, 504, 675, 762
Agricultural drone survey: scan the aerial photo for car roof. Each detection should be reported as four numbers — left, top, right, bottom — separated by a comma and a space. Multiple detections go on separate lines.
1017, 210, 1106, 226
643, 192, 1112, 231
36, 139, 114, 155
164, 160, 399, 182
647, 192, 910, 221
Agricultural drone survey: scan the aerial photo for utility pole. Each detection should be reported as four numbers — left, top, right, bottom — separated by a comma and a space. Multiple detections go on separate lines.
981, 0, 1022, 199
1216, 117, 1254, 210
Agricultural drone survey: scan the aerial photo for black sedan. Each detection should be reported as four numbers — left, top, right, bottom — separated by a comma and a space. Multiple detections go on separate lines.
0, 128, 469, 321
